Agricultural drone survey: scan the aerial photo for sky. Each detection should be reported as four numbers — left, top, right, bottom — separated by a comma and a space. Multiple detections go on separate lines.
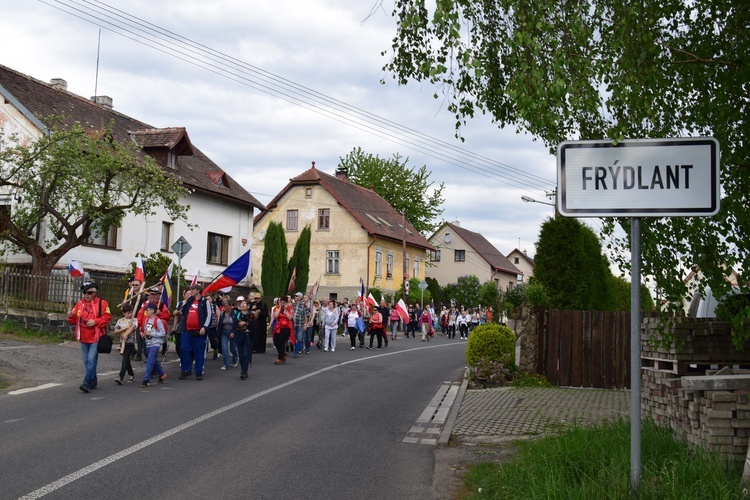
0, 0, 562, 259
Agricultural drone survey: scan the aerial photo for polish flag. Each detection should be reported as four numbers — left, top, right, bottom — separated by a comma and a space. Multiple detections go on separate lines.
366, 293, 378, 310
191, 266, 200, 286
68, 260, 85, 277
396, 298, 409, 324
134, 255, 146, 283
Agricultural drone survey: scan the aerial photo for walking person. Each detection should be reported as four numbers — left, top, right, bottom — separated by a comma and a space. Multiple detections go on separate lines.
273, 296, 293, 364
232, 298, 255, 379
67, 281, 112, 393
291, 292, 309, 358
344, 303, 363, 350
217, 300, 238, 371
123, 276, 145, 361
322, 299, 338, 352
114, 303, 137, 385
139, 302, 168, 387
178, 284, 211, 380
420, 307, 433, 341
367, 306, 385, 350
447, 308, 457, 339
377, 299, 390, 348
206, 294, 221, 360
457, 307, 471, 340
389, 304, 400, 340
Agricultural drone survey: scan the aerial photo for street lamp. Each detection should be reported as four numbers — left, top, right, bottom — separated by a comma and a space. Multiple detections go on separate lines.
521, 195, 555, 206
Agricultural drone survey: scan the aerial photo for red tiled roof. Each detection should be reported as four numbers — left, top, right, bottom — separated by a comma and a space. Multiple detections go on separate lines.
0, 64, 264, 210
258, 166, 433, 250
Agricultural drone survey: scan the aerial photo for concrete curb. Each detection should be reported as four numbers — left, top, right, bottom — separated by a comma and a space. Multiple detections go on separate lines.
439, 367, 469, 445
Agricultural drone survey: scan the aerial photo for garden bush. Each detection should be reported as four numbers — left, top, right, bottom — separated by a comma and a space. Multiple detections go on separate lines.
466, 323, 515, 368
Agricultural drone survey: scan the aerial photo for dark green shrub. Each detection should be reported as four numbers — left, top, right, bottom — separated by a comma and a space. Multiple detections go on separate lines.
466, 323, 515, 368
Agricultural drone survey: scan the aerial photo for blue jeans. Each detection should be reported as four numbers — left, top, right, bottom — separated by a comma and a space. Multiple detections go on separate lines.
234, 330, 254, 374
143, 345, 165, 383
80, 342, 98, 388
293, 326, 305, 356
221, 330, 238, 368
180, 332, 207, 375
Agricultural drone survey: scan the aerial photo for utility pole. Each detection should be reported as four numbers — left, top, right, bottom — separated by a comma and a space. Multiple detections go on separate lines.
402, 210, 408, 300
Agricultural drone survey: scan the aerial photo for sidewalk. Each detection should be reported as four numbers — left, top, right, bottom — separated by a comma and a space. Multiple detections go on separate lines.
448, 384, 631, 444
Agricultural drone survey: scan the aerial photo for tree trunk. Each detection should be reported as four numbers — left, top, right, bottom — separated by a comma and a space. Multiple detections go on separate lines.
28, 252, 55, 304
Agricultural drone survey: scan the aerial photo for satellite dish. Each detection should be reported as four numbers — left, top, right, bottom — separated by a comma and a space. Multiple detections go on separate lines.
258, 228, 266, 241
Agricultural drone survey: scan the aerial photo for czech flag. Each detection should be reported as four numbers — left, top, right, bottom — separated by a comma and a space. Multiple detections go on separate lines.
161, 263, 173, 307
202, 250, 251, 296
68, 260, 85, 277
134, 254, 146, 283
396, 298, 409, 324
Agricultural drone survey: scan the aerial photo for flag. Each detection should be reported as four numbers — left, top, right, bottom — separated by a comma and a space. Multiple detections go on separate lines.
190, 266, 200, 286
68, 260, 84, 277
358, 277, 364, 302
396, 298, 409, 324
287, 267, 297, 294
307, 280, 319, 300
202, 250, 251, 296
134, 254, 146, 283
161, 263, 173, 307
366, 292, 378, 310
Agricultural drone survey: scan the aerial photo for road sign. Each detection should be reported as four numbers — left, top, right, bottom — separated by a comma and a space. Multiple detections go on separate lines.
418, 281, 428, 291
557, 138, 720, 217
171, 236, 192, 258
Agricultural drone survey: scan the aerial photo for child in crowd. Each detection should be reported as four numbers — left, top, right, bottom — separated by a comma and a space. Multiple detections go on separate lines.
114, 303, 137, 384
140, 302, 168, 387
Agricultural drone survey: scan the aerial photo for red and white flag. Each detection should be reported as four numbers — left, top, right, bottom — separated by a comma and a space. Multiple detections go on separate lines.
68, 260, 85, 277
396, 298, 409, 323
307, 280, 319, 299
191, 266, 200, 286
357, 277, 364, 302
134, 254, 146, 283
366, 293, 378, 310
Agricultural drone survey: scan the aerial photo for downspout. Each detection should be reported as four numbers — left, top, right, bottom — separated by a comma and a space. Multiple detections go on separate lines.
366, 235, 376, 292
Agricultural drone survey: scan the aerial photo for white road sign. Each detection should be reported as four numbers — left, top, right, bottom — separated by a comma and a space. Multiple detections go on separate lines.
557, 138, 720, 217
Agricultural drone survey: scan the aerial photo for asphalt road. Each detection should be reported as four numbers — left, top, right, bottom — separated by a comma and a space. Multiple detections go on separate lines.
1, 336, 468, 499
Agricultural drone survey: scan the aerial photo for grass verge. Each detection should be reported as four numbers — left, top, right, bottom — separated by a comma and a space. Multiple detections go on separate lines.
0, 319, 68, 343
463, 417, 745, 499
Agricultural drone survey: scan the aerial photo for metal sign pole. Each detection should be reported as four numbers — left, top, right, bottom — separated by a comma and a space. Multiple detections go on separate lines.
630, 217, 642, 495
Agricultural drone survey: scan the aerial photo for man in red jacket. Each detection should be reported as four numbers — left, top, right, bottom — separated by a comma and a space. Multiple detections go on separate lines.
67, 281, 112, 393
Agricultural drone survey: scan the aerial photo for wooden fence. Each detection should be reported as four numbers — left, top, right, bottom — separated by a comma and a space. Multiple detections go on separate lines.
536, 309, 631, 389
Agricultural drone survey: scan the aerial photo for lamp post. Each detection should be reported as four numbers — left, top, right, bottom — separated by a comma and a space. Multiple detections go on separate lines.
521, 194, 557, 217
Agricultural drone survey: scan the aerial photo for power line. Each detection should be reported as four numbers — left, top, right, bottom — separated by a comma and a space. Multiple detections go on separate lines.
43, 0, 556, 196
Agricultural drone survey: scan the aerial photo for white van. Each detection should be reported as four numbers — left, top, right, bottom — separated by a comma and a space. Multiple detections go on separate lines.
687, 286, 744, 318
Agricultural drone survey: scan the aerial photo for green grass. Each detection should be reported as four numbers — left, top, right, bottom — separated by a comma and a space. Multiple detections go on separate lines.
0, 319, 68, 343
463, 418, 745, 499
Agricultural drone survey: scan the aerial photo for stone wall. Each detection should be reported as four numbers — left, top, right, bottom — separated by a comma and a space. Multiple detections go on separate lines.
509, 308, 538, 373
0, 307, 76, 337
641, 318, 750, 462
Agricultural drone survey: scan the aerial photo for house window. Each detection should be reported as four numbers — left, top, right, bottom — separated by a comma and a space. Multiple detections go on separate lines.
286, 209, 298, 231
207, 232, 230, 265
386, 253, 394, 278
375, 251, 382, 276
161, 222, 173, 251
326, 250, 340, 274
305, 187, 312, 198
432, 250, 441, 262
413, 258, 419, 278
514, 256, 520, 264
508, 281, 514, 290
85, 225, 118, 249
167, 151, 176, 169
318, 208, 330, 230
454, 250, 466, 262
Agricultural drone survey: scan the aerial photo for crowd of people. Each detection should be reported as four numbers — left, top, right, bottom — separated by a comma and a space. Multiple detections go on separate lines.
67, 276, 492, 393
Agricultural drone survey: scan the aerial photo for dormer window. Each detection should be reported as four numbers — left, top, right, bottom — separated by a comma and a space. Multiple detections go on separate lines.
167, 151, 176, 169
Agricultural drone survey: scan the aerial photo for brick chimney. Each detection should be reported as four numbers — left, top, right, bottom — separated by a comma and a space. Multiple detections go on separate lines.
90, 95, 113, 109
49, 78, 67, 91
335, 166, 348, 181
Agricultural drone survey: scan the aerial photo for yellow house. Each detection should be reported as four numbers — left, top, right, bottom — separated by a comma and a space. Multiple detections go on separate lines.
252, 164, 433, 301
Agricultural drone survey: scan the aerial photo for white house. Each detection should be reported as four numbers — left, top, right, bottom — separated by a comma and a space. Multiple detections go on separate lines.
0, 64, 264, 283
506, 248, 535, 283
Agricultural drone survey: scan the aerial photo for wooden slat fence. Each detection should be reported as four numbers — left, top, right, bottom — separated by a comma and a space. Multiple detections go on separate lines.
536, 309, 631, 389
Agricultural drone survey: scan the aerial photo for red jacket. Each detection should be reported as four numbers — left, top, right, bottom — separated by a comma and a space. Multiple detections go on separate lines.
68, 297, 112, 343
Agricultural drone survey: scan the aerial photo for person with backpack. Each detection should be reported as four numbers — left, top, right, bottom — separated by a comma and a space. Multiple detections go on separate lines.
138, 302, 168, 387
178, 284, 212, 380
67, 281, 112, 393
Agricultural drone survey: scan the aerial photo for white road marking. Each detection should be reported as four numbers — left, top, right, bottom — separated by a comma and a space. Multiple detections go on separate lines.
8, 383, 63, 395
18, 343, 461, 499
